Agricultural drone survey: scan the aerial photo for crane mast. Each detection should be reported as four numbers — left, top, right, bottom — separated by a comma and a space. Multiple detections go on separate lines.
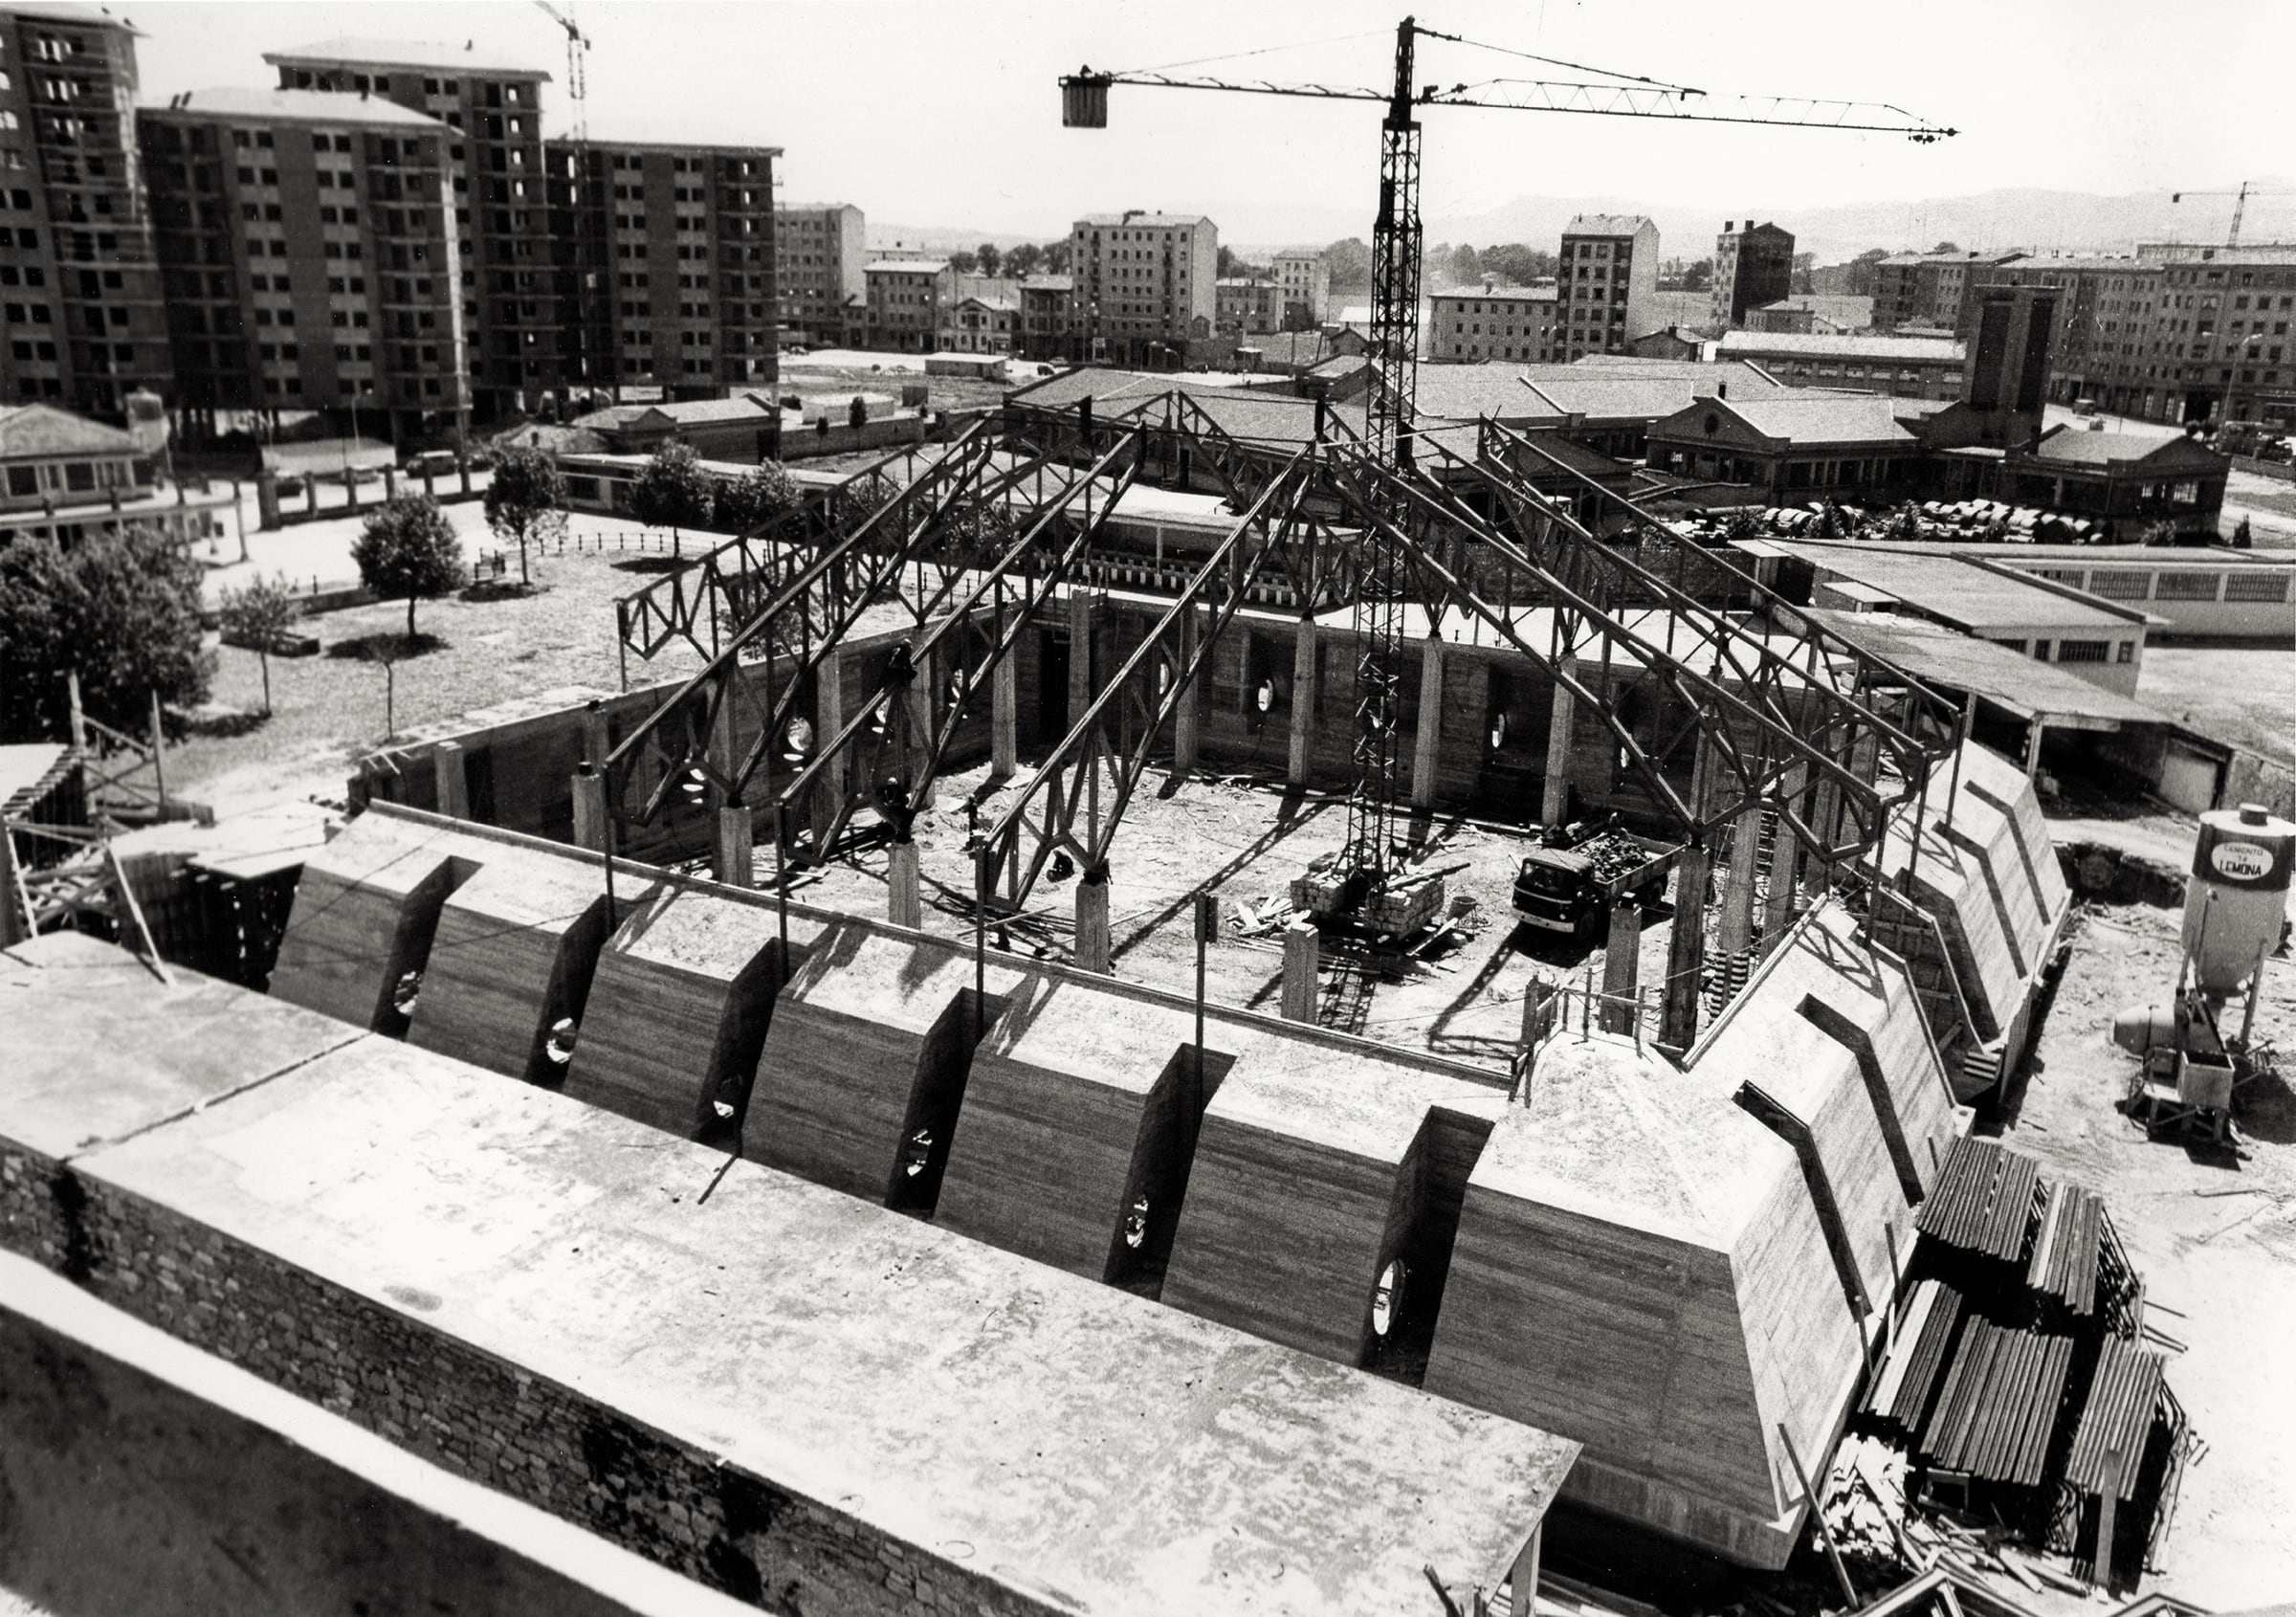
1061, 20, 1952, 910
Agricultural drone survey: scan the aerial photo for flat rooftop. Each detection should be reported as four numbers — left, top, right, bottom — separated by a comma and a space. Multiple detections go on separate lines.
1801, 609, 2167, 727
0, 934, 1577, 1616
1754, 540, 2147, 633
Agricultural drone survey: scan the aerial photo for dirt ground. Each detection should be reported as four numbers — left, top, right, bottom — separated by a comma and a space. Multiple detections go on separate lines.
1992, 899, 2296, 1611
2133, 646, 2296, 769
780, 759, 1681, 1079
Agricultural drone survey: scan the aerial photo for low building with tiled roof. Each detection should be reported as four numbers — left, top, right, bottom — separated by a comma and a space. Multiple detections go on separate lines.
1716, 329, 1968, 400
0, 403, 233, 552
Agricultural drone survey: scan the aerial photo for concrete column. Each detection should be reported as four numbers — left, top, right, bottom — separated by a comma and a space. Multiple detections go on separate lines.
1717, 801, 1763, 958
1540, 653, 1577, 827
1764, 770, 1805, 944
383, 467, 398, 502
1073, 872, 1111, 972
1172, 607, 1201, 780
906, 627, 939, 812
887, 838, 922, 929
813, 647, 847, 841
1601, 901, 1642, 1034
1659, 843, 1711, 1051
1067, 590, 1099, 730
421, 466, 435, 501
456, 447, 472, 498
255, 471, 280, 531
570, 765, 607, 853
1410, 637, 1446, 812
709, 679, 741, 810
304, 479, 319, 518
1287, 615, 1321, 788
1280, 919, 1319, 1023
0, 824, 25, 945
2026, 717, 2047, 781
716, 804, 754, 887
991, 651, 1018, 778
583, 698, 611, 772
431, 741, 470, 820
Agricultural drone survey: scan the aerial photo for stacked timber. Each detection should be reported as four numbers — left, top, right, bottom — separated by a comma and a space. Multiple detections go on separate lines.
2064, 1337, 2166, 1502
1918, 1319, 2072, 1488
1916, 1138, 2039, 1263
2025, 1181, 2104, 1316
1866, 1280, 1964, 1435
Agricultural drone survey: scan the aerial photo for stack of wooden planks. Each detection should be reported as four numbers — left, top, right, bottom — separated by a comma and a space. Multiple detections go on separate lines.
1866, 1279, 1965, 1434
1919, 1319, 2072, 1488
2024, 1180, 2104, 1316
1915, 1138, 2039, 1262
2064, 1336, 2165, 1501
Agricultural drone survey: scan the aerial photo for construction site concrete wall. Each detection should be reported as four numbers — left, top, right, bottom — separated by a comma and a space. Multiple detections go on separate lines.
0, 931, 1573, 1617
0, 1252, 745, 1617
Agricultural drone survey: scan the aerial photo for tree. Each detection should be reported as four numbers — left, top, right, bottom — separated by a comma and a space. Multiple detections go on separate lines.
1041, 238, 1071, 276
2139, 520, 2179, 547
1931, 240, 1961, 255
217, 573, 299, 717
1451, 243, 1483, 285
1005, 242, 1042, 277
976, 241, 1003, 277
1322, 237, 1373, 288
628, 441, 715, 559
1678, 256, 1714, 292
2232, 516, 2254, 549
0, 525, 211, 742
714, 461, 799, 534
352, 495, 463, 638
848, 395, 869, 431
480, 444, 566, 586
948, 248, 979, 274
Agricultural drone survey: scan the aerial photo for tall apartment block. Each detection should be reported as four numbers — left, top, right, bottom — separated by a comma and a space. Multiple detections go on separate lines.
1556, 214, 1656, 361
776, 202, 862, 346
1070, 210, 1217, 368
1272, 250, 1328, 329
551, 139, 779, 402
0, 2, 171, 414
1711, 218, 1793, 330
139, 88, 465, 441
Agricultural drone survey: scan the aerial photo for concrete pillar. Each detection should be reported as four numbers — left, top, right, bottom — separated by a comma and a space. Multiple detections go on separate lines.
1067, 590, 1099, 730
709, 679, 741, 810
1601, 901, 1642, 1034
421, 466, 435, 501
813, 647, 847, 841
2025, 717, 2047, 781
906, 627, 939, 812
1280, 919, 1319, 1023
584, 698, 611, 772
255, 470, 280, 531
888, 838, 922, 929
1717, 801, 1763, 958
431, 741, 470, 820
1287, 615, 1321, 788
383, 467, 398, 501
716, 804, 754, 887
0, 825, 25, 945
344, 470, 360, 512
991, 650, 1018, 778
1172, 607, 1201, 780
456, 446, 472, 498
1659, 843, 1711, 1051
570, 764, 607, 853
304, 478, 319, 518
1764, 770, 1805, 945
1073, 872, 1110, 973
1540, 652, 1577, 827
1410, 638, 1446, 811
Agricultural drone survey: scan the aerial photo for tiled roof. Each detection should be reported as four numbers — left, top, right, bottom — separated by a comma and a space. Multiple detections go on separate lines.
0, 2, 140, 32
1565, 214, 1654, 237
571, 395, 777, 430
868, 259, 948, 275
1075, 212, 1212, 228
1020, 275, 1074, 291
143, 87, 450, 129
1754, 295, 1875, 328
1415, 365, 1568, 423
0, 403, 137, 458
264, 37, 549, 77
1560, 357, 1783, 388
1718, 330, 1964, 365
1523, 370, 1770, 422
2025, 424, 2215, 468
1714, 393, 1925, 446
776, 202, 859, 214
1430, 284, 1556, 302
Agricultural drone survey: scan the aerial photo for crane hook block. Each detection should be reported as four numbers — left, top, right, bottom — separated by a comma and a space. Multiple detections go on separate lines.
1062, 73, 1113, 128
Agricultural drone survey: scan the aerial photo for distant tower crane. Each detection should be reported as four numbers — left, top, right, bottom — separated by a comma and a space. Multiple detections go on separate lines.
1061, 17, 1954, 907
2172, 180, 2293, 248
532, 0, 590, 144
533, 0, 600, 411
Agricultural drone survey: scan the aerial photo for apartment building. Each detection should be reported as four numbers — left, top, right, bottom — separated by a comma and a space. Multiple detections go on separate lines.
139, 87, 465, 442
1216, 277, 1279, 336
1017, 274, 1074, 360
1427, 285, 1557, 364
776, 201, 863, 345
1272, 250, 1328, 328
1071, 210, 1217, 368
1556, 214, 1656, 361
554, 138, 779, 401
2127, 243, 2295, 428
264, 38, 554, 419
0, 2, 172, 415
1960, 256, 2162, 418
1872, 249, 2026, 332
866, 258, 952, 353
1711, 218, 1794, 330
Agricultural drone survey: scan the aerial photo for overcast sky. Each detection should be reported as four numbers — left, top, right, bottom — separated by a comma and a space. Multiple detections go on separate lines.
130, 1, 2296, 247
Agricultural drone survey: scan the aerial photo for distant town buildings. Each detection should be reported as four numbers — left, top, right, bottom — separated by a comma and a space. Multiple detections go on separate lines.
1711, 219, 1794, 330
1071, 210, 1218, 368
1871, 249, 2027, 333
776, 203, 865, 346
1017, 274, 1076, 360
0, 5, 174, 415
1556, 215, 1657, 361
1715, 329, 1968, 400
1271, 251, 1328, 328
864, 258, 953, 354
1745, 296, 1874, 336
1216, 277, 1281, 337
1426, 285, 1557, 364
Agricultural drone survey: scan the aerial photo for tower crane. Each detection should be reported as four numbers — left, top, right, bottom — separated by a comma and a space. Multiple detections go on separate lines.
533, 0, 602, 410
1061, 17, 1954, 910
532, 0, 589, 144
2172, 179, 2292, 248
